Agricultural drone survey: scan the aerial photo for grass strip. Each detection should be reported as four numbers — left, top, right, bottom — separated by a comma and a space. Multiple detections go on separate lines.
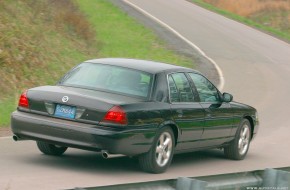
75, 0, 193, 68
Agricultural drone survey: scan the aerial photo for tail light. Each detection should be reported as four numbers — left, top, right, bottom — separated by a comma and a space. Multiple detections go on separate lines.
102, 106, 127, 125
18, 90, 29, 108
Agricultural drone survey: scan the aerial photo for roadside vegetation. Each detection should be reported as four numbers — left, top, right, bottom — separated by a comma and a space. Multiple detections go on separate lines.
0, 0, 97, 127
75, 0, 193, 66
192, 0, 290, 41
0, 0, 192, 127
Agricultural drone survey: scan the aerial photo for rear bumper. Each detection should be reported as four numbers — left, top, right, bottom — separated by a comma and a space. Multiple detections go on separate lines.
11, 111, 155, 156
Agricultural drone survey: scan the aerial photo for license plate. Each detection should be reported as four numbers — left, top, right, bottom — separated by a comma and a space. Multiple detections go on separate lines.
54, 104, 76, 119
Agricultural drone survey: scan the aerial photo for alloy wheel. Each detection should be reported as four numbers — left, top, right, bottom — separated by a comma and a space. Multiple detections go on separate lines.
238, 124, 250, 155
155, 132, 173, 167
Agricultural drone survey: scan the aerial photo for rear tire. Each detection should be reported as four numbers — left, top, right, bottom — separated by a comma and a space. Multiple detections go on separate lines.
138, 127, 175, 173
36, 141, 67, 156
224, 119, 251, 160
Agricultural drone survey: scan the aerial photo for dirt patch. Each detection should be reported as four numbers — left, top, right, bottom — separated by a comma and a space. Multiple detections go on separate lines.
0, 127, 12, 137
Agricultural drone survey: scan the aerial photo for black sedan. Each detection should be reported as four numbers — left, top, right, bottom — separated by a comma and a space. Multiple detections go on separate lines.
11, 58, 259, 173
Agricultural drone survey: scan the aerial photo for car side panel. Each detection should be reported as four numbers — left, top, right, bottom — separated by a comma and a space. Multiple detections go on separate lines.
199, 102, 234, 147
170, 103, 205, 151
230, 102, 259, 139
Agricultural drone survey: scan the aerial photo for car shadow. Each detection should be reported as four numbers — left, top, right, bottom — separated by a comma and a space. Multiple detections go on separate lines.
23, 151, 140, 174
22, 148, 227, 174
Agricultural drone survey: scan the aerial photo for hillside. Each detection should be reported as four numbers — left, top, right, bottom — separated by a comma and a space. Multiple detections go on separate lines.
0, 0, 98, 97
0, 0, 98, 127
0, 0, 192, 127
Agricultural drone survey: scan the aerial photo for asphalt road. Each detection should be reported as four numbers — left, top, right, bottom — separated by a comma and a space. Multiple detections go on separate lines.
1, 0, 290, 189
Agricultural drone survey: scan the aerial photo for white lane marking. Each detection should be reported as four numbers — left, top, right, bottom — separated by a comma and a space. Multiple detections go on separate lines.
123, 0, 225, 90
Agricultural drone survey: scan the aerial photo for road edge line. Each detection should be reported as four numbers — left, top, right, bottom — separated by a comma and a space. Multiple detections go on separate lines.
122, 0, 224, 90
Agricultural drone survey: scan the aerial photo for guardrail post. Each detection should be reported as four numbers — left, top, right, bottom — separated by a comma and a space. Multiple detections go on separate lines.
176, 177, 207, 190
262, 168, 290, 187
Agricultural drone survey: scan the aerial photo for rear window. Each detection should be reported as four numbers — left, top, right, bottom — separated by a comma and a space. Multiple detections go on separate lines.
59, 62, 153, 98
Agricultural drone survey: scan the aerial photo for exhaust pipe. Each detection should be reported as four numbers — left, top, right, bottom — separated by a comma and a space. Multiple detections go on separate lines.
13, 135, 26, 141
13, 135, 19, 141
101, 150, 125, 159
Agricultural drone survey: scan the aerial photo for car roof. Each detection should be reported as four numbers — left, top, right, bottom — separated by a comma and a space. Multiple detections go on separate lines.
84, 58, 199, 74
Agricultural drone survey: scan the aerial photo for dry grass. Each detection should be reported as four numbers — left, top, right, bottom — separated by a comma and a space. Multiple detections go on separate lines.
204, 0, 290, 16
0, 0, 96, 100
203, 0, 290, 36
46, 0, 95, 41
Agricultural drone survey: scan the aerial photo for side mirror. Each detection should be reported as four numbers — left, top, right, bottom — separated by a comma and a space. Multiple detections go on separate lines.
222, 92, 233, 102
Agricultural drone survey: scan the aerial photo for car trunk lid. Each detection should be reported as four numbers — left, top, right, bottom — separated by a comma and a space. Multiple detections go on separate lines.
25, 85, 143, 124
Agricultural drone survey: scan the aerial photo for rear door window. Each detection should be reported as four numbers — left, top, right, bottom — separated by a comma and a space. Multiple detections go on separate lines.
168, 73, 195, 102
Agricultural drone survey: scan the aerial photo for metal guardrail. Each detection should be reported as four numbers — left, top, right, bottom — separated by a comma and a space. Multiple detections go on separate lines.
72, 167, 290, 190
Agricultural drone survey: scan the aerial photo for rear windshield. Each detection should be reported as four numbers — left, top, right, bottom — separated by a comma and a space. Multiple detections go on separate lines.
59, 62, 153, 98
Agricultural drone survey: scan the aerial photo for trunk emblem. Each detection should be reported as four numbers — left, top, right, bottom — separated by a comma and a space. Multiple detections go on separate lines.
62, 96, 69, 103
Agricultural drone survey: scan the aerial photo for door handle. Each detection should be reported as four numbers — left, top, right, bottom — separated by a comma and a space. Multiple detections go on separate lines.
177, 110, 183, 118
